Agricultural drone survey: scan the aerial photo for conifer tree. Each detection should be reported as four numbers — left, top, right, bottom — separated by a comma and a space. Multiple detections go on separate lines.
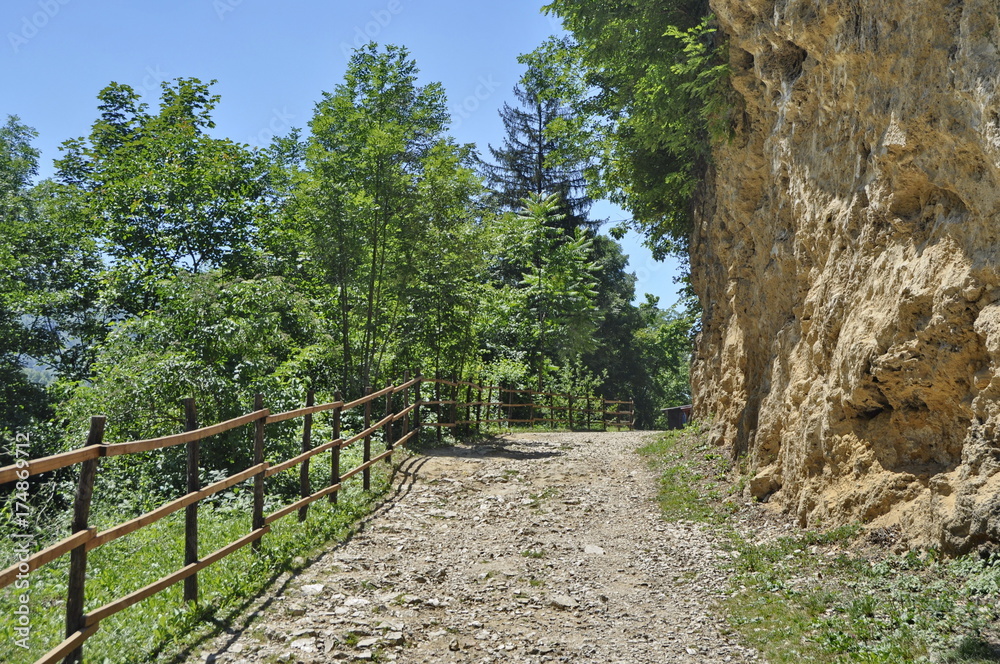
480, 55, 595, 235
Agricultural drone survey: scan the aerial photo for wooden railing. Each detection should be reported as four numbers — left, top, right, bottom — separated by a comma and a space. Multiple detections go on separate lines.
416, 376, 634, 434
0, 374, 632, 663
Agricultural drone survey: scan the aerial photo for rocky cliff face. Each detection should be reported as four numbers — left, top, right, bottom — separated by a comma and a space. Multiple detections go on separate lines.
694, 0, 1000, 552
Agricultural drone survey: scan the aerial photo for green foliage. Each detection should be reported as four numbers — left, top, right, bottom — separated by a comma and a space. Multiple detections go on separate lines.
54, 272, 332, 504
0, 117, 102, 443
57, 78, 270, 314
517, 193, 600, 369
273, 43, 477, 391
542, 1, 733, 257
481, 38, 595, 233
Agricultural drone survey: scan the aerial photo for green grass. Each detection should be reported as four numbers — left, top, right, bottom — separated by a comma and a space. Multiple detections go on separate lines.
0, 445, 401, 663
639, 426, 1000, 664
637, 423, 728, 523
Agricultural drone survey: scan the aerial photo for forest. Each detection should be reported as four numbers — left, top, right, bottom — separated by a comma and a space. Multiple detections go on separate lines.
0, 0, 727, 516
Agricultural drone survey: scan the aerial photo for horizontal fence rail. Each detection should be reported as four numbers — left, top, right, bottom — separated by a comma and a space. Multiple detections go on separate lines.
1, 371, 633, 663
414, 376, 634, 438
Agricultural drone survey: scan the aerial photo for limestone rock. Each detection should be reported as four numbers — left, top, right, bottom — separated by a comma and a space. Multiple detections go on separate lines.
696, 0, 1000, 552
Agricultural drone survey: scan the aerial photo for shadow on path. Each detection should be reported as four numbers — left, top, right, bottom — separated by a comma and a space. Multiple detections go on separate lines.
160, 454, 431, 664
415, 435, 565, 461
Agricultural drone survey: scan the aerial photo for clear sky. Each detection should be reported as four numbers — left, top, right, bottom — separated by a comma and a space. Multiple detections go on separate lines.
1, 0, 685, 306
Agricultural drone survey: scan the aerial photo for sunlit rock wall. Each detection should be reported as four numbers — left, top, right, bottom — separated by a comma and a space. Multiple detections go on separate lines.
693, 0, 1000, 552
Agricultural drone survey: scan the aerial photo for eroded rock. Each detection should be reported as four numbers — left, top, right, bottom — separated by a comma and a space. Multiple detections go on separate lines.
696, 0, 1000, 553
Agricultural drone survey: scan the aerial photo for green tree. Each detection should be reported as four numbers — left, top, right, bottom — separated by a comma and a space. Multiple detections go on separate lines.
0, 117, 101, 439
480, 37, 595, 235
513, 194, 600, 381
540, 1, 731, 257
57, 78, 270, 314
283, 43, 472, 391
55, 273, 332, 505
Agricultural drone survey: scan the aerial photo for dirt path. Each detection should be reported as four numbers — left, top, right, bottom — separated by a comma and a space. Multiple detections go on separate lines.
193, 432, 760, 663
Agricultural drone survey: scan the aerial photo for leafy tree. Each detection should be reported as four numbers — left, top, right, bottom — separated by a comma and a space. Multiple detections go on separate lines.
499, 194, 600, 381
0, 117, 101, 440
283, 43, 471, 390
55, 273, 332, 506
0, 116, 47, 434
394, 139, 488, 381
480, 38, 596, 235
56, 78, 270, 314
633, 294, 696, 426
540, 1, 732, 257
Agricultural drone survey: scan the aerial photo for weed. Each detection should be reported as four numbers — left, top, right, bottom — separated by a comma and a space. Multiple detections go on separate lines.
521, 549, 546, 559
639, 422, 1000, 664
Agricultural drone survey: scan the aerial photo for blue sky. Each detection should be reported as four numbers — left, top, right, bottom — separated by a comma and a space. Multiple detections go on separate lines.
1, 0, 685, 306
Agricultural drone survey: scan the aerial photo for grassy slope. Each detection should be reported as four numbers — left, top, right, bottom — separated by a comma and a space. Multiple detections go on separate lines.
0, 443, 402, 664
638, 426, 1000, 664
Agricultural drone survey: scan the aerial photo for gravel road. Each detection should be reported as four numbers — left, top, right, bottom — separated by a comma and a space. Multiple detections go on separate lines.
191, 431, 761, 663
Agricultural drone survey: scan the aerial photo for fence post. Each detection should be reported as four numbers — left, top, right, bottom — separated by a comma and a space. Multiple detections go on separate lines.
65, 415, 105, 664
384, 382, 395, 462
549, 390, 554, 429
401, 371, 411, 445
476, 376, 483, 435
464, 380, 472, 435
568, 395, 575, 432
505, 384, 513, 429
586, 395, 591, 431
484, 382, 492, 432
414, 373, 422, 436
363, 385, 372, 492
602, 398, 608, 432
330, 390, 342, 504
299, 390, 314, 522
183, 399, 199, 603
450, 377, 458, 433
251, 394, 266, 551
435, 372, 442, 443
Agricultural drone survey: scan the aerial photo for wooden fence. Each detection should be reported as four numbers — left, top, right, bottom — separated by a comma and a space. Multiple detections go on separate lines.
419, 376, 634, 434
0, 375, 632, 664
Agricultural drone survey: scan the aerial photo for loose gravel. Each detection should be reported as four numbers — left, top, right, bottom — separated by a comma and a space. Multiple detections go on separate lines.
189, 431, 761, 663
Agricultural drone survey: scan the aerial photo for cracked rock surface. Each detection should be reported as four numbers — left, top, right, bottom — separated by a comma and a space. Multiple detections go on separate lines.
189, 432, 760, 663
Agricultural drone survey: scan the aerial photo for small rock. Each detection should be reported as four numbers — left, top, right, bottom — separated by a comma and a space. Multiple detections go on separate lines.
584, 545, 605, 555
286, 605, 307, 617
428, 509, 459, 518
356, 637, 379, 649
289, 637, 317, 653
343, 597, 370, 608
377, 620, 405, 632
449, 638, 461, 652
301, 584, 325, 595
549, 595, 579, 610
354, 651, 373, 661
384, 631, 404, 645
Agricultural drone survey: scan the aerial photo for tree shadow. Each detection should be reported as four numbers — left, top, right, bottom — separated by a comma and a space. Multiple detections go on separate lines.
415, 434, 565, 461
154, 454, 429, 664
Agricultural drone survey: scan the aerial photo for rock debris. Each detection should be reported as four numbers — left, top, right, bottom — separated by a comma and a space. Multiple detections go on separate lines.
190, 432, 761, 663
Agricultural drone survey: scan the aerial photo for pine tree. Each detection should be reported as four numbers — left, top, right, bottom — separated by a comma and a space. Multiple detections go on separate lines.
480, 67, 595, 235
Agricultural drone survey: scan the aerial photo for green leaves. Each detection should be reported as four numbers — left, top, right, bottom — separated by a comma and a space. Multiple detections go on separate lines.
513, 193, 600, 367
542, 1, 733, 257
57, 78, 270, 314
